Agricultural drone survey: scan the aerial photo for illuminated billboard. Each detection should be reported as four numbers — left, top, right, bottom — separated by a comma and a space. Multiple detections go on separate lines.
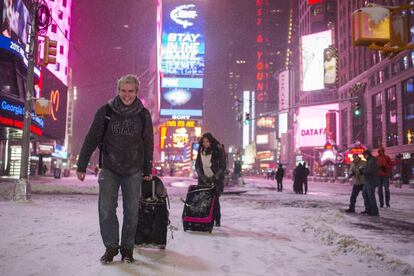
0, 0, 30, 46
0, 96, 44, 136
160, 1, 205, 119
278, 112, 288, 138
256, 117, 275, 129
301, 30, 332, 91
41, 69, 68, 142
160, 87, 203, 117
257, 150, 274, 162
297, 104, 338, 148
256, 134, 269, 145
324, 46, 337, 88
161, 2, 205, 75
42, 0, 73, 86
278, 70, 290, 111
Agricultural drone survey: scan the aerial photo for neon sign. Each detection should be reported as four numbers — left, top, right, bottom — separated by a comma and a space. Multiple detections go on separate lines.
0, 98, 44, 128
256, 0, 269, 102
49, 90, 60, 121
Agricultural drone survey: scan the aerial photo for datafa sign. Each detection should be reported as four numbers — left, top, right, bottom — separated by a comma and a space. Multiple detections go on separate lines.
297, 104, 338, 148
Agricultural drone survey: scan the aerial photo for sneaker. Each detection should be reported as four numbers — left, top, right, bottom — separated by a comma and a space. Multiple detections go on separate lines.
120, 248, 135, 263
345, 209, 355, 213
386, 204, 390, 208
215, 221, 221, 227
100, 246, 119, 264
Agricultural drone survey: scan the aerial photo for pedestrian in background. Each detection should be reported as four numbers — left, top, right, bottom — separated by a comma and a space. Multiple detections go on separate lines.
303, 162, 310, 194
293, 163, 304, 194
77, 74, 154, 264
345, 154, 366, 213
377, 147, 392, 208
361, 150, 380, 216
275, 164, 285, 192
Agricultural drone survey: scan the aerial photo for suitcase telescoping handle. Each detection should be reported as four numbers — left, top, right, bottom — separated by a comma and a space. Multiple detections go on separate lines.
140, 178, 156, 200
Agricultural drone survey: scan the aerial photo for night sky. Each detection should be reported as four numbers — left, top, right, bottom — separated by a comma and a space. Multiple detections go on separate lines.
71, 0, 259, 155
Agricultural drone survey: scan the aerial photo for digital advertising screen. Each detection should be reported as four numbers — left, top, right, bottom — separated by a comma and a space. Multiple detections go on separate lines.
160, 1, 205, 119
301, 30, 332, 91
278, 112, 288, 138
297, 104, 338, 148
0, 0, 30, 47
0, 95, 44, 136
324, 46, 337, 88
41, 69, 68, 142
161, 1, 205, 76
41, 0, 73, 86
160, 86, 203, 118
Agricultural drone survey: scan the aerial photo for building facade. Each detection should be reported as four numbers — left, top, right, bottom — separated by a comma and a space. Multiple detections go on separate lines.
0, 0, 72, 178
293, 0, 338, 175
337, 0, 414, 184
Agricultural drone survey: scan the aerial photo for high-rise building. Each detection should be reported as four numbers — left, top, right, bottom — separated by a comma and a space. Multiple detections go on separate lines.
293, 0, 338, 173
337, 0, 414, 184
253, 0, 290, 171
0, 0, 72, 177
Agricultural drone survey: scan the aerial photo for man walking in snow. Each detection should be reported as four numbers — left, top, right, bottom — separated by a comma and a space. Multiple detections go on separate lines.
76, 74, 154, 264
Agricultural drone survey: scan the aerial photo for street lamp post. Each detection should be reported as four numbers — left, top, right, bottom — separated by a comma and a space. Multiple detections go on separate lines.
14, 0, 39, 201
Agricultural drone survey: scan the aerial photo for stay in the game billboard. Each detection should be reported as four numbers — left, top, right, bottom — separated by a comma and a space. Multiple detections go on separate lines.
159, 1, 205, 119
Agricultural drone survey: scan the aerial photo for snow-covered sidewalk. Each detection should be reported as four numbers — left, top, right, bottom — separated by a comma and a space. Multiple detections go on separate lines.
0, 176, 413, 275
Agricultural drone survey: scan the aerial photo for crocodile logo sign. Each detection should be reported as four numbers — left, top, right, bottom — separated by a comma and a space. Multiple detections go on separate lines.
170, 4, 197, 29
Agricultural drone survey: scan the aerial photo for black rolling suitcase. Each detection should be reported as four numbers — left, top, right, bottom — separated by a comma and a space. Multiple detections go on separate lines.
135, 176, 170, 249
182, 184, 216, 233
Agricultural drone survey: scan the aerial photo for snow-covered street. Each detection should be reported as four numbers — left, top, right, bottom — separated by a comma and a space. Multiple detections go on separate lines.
0, 175, 413, 275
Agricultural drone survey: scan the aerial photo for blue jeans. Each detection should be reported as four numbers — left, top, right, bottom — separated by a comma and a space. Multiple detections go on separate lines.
377, 176, 390, 207
362, 182, 379, 215
98, 169, 142, 250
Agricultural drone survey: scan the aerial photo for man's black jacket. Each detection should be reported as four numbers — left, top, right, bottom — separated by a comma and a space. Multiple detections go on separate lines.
77, 96, 153, 177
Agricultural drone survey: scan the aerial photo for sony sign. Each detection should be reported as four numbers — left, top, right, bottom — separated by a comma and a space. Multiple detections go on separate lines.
170, 4, 197, 28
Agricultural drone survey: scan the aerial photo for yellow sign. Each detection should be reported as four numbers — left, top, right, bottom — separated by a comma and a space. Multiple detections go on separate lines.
256, 117, 275, 128
165, 120, 196, 128
172, 128, 189, 148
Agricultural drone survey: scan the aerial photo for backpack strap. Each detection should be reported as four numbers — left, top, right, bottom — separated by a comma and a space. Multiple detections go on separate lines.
98, 104, 113, 168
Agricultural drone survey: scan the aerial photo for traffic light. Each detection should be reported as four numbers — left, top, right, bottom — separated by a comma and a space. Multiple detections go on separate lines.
43, 36, 57, 65
244, 112, 250, 124
353, 102, 362, 117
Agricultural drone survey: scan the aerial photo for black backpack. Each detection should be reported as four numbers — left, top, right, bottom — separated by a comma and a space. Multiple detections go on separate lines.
98, 104, 146, 168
